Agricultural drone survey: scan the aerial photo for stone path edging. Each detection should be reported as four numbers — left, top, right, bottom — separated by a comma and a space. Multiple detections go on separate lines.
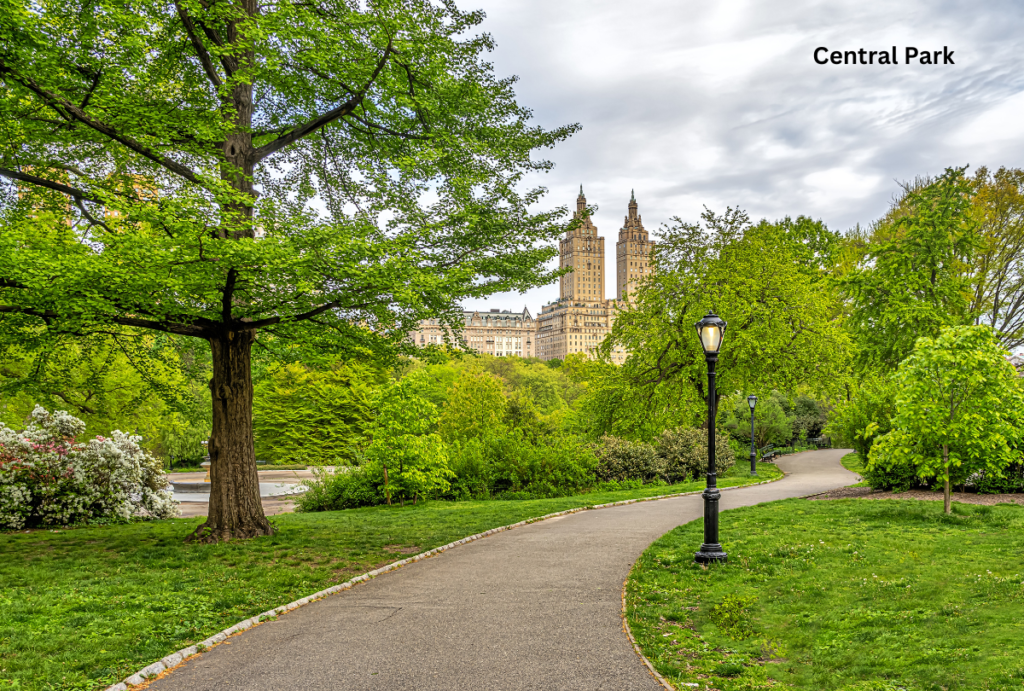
621, 579, 674, 690
104, 475, 783, 691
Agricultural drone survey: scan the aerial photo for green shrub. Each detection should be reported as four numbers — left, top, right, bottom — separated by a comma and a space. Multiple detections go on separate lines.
295, 467, 380, 511
864, 430, 927, 492
655, 427, 735, 483
973, 462, 1024, 494
593, 436, 664, 483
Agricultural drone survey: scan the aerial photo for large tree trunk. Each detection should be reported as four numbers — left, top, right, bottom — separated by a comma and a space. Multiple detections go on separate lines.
188, 330, 273, 542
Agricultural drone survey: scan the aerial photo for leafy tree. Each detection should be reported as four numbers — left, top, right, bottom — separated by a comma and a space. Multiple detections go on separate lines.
253, 360, 384, 465
968, 166, 1024, 349
824, 376, 897, 459
604, 208, 851, 430
438, 370, 506, 444
728, 395, 792, 448
363, 371, 451, 505
869, 326, 1023, 513
0, 330, 210, 461
843, 167, 979, 372
0, 0, 575, 540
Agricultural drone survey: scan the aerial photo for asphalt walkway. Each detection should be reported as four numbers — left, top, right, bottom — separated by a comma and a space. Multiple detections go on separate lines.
150, 448, 855, 690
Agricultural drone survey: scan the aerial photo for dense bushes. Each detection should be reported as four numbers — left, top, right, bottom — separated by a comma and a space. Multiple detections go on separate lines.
253, 361, 382, 465
0, 407, 177, 529
655, 427, 735, 483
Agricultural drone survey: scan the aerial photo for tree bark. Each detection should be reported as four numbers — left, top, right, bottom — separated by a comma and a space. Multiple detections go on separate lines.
943, 444, 951, 515
188, 330, 273, 542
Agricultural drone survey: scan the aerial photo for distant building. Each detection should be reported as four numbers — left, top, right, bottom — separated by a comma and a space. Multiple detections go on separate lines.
409, 187, 655, 363
535, 187, 655, 363
410, 307, 536, 358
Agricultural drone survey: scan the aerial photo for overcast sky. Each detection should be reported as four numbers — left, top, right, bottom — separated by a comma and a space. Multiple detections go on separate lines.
458, 0, 1024, 315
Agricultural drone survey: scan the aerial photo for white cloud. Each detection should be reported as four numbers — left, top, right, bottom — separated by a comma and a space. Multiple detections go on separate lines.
461, 0, 1024, 314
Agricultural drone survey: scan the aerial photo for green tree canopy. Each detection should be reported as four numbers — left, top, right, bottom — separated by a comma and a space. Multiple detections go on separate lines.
0, 0, 576, 540
842, 167, 979, 372
604, 208, 851, 428
870, 325, 1023, 513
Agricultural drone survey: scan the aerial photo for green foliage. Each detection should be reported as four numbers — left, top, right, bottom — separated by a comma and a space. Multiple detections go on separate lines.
606, 208, 852, 431
253, 360, 384, 465
592, 436, 664, 483
843, 167, 980, 372
654, 427, 736, 482
825, 376, 897, 459
627, 497, 1024, 690
0, 331, 211, 460
363, 371, 452, 505
869, 325, 1024, 509
438, 370, 507, 444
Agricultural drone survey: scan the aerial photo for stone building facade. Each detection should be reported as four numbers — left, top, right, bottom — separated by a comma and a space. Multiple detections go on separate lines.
410, 307, 536, 358
410, 187, 654, 363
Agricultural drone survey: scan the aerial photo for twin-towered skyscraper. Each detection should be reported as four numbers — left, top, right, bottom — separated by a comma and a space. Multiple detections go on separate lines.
536, 188, 656, 362
410, 188, 656, 363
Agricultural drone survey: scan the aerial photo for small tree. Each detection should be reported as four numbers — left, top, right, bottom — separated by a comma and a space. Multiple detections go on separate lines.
870, 325, 1023, 513
364, 371, 451, 505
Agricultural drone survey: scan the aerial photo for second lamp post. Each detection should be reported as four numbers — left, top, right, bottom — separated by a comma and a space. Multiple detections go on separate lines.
694, 312, 727, 565
747, 394, 757, 476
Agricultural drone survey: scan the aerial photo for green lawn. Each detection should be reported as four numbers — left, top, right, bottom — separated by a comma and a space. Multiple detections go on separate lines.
841, 451, 867, 477
626, 498, 1024, 690
0, 463, 779, 691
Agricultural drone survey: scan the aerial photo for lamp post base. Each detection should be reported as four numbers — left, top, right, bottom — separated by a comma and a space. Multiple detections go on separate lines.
694, 545, 728, 564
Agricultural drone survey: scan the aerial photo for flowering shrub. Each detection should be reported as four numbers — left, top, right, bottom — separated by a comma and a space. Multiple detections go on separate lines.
0, 406, 178, 529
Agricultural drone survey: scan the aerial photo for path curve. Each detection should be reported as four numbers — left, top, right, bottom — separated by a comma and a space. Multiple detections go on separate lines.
149, 449, 855, 690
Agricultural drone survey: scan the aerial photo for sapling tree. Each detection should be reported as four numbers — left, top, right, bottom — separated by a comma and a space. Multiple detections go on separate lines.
0, 0, 576, 540
870, 326, 1023, 513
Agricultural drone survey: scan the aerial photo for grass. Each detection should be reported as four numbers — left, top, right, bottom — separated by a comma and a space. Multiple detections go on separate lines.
840, 452, 870, 487
0, 462, 780, 690
626, 498, 1024, 690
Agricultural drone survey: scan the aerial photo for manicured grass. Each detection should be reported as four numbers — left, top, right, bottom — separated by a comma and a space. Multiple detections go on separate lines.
0, 463, 779, 690
626, 498, 1024, 690
841, 451, 866, 475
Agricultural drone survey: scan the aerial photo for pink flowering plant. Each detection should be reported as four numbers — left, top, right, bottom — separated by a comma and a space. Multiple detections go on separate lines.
0, 406, 177, 529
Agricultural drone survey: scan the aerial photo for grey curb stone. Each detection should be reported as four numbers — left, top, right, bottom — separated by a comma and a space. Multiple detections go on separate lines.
140, 661, 165, 677
160, 652, 183, 669
108, 475, 785, 691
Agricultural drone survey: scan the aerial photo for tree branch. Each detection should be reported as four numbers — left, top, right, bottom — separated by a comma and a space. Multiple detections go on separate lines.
0, 166, 103, 203
175, 1, 224, 89
252, 37, 393, 162
0, 64, 204, 184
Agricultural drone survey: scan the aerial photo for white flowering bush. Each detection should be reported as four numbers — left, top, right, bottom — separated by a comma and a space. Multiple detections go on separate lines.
0, 406, 178, 529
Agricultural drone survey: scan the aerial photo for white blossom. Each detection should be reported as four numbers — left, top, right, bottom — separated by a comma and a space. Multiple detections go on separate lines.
0, 406, 178, 529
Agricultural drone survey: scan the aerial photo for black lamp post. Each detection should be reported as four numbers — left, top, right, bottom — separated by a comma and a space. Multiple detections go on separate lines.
694, 312, 727, 565
747, 394, 758, 476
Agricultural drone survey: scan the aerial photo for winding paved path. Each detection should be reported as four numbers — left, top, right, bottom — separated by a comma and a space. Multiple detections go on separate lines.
151, 449, 855, 690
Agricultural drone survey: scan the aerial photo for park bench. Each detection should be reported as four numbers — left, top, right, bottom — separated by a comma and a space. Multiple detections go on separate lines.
759, 445, 779, 461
